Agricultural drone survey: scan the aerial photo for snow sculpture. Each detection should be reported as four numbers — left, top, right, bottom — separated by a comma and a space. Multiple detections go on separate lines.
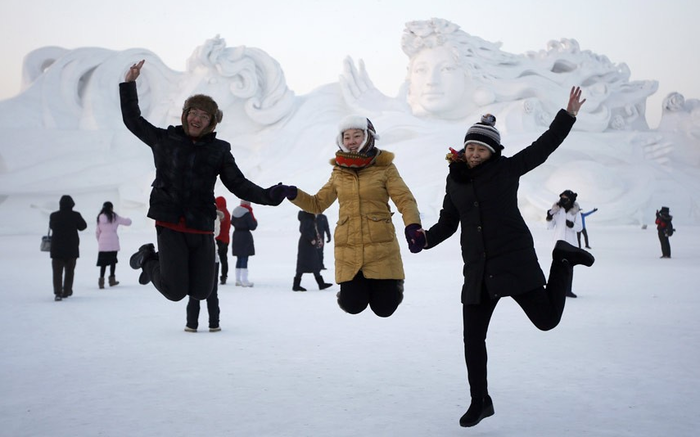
342, 18, 658, 132
1, 20, 699, 234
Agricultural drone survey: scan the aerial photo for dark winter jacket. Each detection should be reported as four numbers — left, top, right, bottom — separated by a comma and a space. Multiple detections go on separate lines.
296, 211, 323, 274
119, 81, 282, 232
655, 209, 674, 236
317, 213, 331, 242
425, 109, 576, 304
230, 205, 257, 256
49, 195, 88, 259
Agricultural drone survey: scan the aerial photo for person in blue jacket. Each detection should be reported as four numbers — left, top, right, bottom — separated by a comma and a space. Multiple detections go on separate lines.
577, 207, 598, 249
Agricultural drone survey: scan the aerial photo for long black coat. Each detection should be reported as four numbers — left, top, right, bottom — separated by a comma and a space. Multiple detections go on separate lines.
120, 82, 282, 232
425, 110, 575, 304
296, 211, 322, 274
230, 206, 257, 257
49, 195, 87, 259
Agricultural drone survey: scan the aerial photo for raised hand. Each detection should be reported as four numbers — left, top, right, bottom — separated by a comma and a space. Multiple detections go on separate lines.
567, 86, 586, 117
339, 57, 407, 113
125, 60, 145, 82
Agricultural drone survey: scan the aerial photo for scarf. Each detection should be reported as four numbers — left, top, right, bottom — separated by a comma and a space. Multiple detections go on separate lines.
335, 148, 378, 169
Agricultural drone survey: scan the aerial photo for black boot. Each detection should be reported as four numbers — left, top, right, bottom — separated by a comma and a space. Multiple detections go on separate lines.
130, 243, 156, 269
553, 240, 595, 267
459, 395, 494, 427
292, 276, 307, 292
314, 273, 333, 290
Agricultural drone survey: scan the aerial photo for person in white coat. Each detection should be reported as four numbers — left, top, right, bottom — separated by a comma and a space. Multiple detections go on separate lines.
96, 201, 132, 288
546, 190, 583, 297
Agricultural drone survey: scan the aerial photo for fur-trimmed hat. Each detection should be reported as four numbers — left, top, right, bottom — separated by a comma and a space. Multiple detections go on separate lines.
560, 190, 578, 202
181, 94, 224, 137
336, 115, 380, 154
463, 114, 503, 154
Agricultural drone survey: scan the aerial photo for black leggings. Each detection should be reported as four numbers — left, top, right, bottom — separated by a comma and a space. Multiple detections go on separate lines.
216, 240, 229, 279
186, 263, 220, 329
338, 271, 404, 318
99, 264, 116, 278
462, 259, 572, 398
143, 227, 216, 302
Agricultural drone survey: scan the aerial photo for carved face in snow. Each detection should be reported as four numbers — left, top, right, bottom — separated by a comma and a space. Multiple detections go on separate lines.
408, 46, 470, 118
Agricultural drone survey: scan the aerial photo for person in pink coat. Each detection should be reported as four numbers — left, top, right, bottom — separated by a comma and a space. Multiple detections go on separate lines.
96, 201, 132, 288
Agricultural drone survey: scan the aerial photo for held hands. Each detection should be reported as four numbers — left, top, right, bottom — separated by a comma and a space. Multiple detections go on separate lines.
405, 224, 426, 254
269, 183, 298, 203
566, 86, 586, 117
546, 210, 554, 221
125, 60, 145, 82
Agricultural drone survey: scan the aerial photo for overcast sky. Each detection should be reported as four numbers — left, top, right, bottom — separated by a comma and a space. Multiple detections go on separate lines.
1, 0, 698, 127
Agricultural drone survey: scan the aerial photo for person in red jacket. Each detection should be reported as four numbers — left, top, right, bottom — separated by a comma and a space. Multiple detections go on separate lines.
215, 196, 231, 284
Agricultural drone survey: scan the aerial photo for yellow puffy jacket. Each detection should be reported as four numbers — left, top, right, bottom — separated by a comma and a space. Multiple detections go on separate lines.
291, 150, 421, 283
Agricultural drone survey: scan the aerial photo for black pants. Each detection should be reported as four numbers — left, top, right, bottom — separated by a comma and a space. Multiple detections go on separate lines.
186, 263, 220, 329
338, 271, 404, 318
576, 228, 590, 248
216, 240, 229, 279
99, 264, 116, 278
658, 230, 671, 257
143, 227, 216, 301
462, 259, 572, 399
52, 258, 77, 297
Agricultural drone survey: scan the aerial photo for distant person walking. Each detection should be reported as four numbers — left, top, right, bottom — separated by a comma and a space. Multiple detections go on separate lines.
547, 190, 584, 298
577, 207, 598, 249
215, 196, 231, 285
231, 200, 257, 287
292, 211, 333, 292
95, 201, 132, 289
49, 195, 88, 301
316, 213, 331, 269
655, 206, 674, 258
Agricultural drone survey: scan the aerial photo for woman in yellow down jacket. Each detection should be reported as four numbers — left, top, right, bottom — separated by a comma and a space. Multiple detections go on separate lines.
277, 115, 425, 317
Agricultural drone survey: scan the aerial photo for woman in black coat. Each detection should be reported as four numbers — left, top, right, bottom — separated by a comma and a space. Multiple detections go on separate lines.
293, 211, 332, 292
49, 195, 87, 300
230, 200, 257, 287
419, 88, 594, 427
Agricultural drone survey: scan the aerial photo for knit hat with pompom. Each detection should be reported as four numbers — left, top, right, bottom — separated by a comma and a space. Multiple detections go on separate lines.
463, 114, 503, 154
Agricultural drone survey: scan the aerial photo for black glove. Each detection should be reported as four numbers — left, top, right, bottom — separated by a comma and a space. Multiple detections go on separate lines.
269, 183, 297, 203
566, 219, 574, 228
404, 224, 426, 254
546, 210, 554, 221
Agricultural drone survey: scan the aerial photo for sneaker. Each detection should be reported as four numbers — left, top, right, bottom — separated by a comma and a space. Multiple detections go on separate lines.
459, 395, 494, 428
184, 326, 197, 333
130, 243, 156, 270
319, 283, 333, 290
209, 327, 222, 332
220, 276, 227, 285
54, 295, 62, 301
553, 241, 595, 267
566, 290, 578, 298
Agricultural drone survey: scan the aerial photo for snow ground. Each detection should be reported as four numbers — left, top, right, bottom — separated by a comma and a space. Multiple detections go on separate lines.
1, 223, 698, 437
